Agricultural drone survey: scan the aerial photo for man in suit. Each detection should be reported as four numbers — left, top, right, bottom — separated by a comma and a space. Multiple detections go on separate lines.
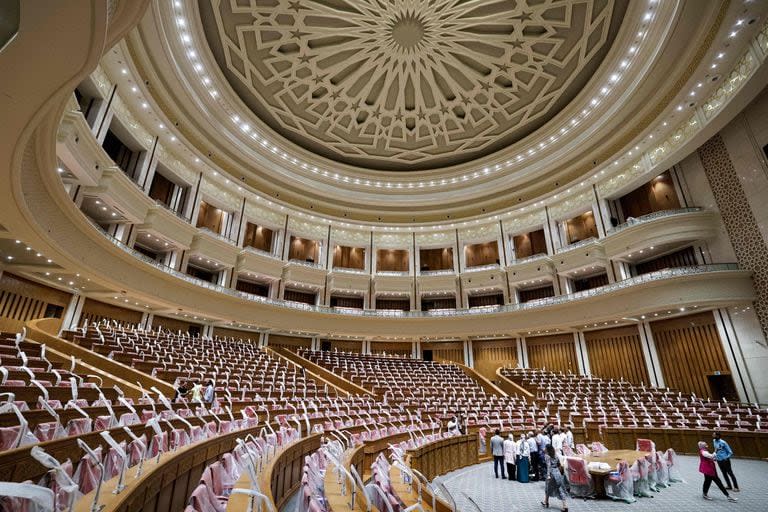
491, 429, 506, 479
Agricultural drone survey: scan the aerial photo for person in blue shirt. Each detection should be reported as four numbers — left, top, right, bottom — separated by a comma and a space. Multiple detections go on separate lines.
712, 431, 739, 492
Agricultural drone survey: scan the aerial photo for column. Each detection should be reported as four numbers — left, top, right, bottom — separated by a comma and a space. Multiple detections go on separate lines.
604, 259, 618, 283
712, 308, 757, 403
260, 332, 269, 348
93, 85, 117, 143
137, 137, 159, 192
140, 312, 153, 331
574, 331, 590, 376
543, 207, 557, 254
59, 294, 85, 334
454, 230, 463, 272
202, 324, 214, 338
591, 184, 609, 238
234, 198, 247, 246
464, 339, 474, 368
518, 337, 528, 368
637, 322, 664, 387
310, 336, 320, 351
186, 173, 203, 225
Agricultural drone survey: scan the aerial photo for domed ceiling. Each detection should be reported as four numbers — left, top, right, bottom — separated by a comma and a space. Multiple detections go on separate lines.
199, 0, 628, 172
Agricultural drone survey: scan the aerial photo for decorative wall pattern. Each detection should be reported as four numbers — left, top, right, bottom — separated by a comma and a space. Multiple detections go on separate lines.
503, 210, 546, 235
332, 228, 370, 247
698, 134, 768, 338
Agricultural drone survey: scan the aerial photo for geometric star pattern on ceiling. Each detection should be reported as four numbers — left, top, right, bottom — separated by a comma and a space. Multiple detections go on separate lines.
203, 0, 624, 171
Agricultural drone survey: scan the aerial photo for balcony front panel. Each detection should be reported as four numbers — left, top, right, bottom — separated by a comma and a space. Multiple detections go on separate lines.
56, 110, 108, 187
373, 274, 414, 295
327, 272, 370, 294
417, 274, 459, 294
506, 255, 555, 285
83, 167, 154, 223
460, 268, 506, 293
603, 208, 717, 258
552, 239, 606, 274
283, 261, 328, 288
190, 230, 239, 267
237, 248, 284, 281
140, 206, 197, 249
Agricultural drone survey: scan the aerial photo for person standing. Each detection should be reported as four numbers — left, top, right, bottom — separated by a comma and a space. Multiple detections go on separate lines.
528, 432, 540, 481
551, 427, 564, 455
504, 433, 517, 481
713, 432, 739, 492
517, 434, 530, 483
491, 430, 506, 479
537, 428, 550, 480
203, 379, 215, 405
564, 426, 574, 450
542, 444, 569, 512
698, 441, 737, 502
190, 380, 203, 404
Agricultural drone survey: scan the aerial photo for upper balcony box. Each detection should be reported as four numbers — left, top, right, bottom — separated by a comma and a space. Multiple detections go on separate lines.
190, 229, 239, 268
327, 271, 370, 294
238, 247, 283, 281
284, 260, 327, 288
373, 274, 413, 295
83, 167, 153, 223
460, 266, 505, 293
506, 255, 555, 285
553, 238, 605, 274
417, 273, 459, 294
603, 208, 717, 258
140, 206, 197, 249
56, 105, 108, 186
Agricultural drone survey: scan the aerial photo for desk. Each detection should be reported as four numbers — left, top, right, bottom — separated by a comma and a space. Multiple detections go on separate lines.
574, 449, 649, 497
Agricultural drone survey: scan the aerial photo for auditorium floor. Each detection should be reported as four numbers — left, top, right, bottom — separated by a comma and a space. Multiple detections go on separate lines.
433, 455, 767, 511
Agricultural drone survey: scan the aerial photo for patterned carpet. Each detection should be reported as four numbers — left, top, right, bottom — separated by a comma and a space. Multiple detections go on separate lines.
433, 456, 768, 511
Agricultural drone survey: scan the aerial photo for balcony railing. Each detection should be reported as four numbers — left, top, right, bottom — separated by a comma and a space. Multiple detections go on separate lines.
332, 267, 368, 274
555, 237, 598, 254
606, 207, 704, 234
243, 245, 281, 260
198, 227, 237, 246
419, 269, 455, 276
376, 270, 409, 276
96, 223, 740, 318
153, 200, 191, 222
287, 258, 325, 269
509, 253, 549, 265
463, 263, 501, 273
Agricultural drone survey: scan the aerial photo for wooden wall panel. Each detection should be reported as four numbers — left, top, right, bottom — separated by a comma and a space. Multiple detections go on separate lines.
376, 249, 409, 272
565, 211, 598, 243
332, 246, 366, 270
152, 315, 201, 334
464, 241, 499, 267
288, 236, 320, 263
651, 312, 732, 398
212, 326, 259, 342
0, 273, 71, 333
584, 326, 649, 385
426, 341, 465, 364
370, 341, 412, 357
80, 298, 143, 327
268, 334, 312, 350
513, 229, 547, 259
518, 285, 554, 303
526, 334, 578, 373
419, 247, 453, 271
472, 339, 517, 381
327, 339, 363, 353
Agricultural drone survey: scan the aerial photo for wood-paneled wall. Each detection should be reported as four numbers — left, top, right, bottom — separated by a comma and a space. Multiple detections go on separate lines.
80, 298, 143, 327
243, 222, 274, 252
327, 339, 363, 353
526, 334, 578, 373
573, 272, 609, 292
288, 236, 320, 263
196, 200, 224, 232
211, 326, 259, 342
427, 341, 465, 364
370, 341, 413, 357
513, 229, 547, 259
419, 247, 453, 271
283, 289, 316, 305
651, 312, 732, 399
472, 339, 517, 381
332, 245, 366, 270
565, 211, 597, 243
375, 298, 410, 311
634, 246, 697, 275
464, 241, 499, 267
468, 293, 504, 307
0, 273, 71, 332
153, 315, 201, 334
518, 285, 554, 303
618, 170, 681, 219
584, 326, 649, 385
268, 334, 312, 350
376, 249, 409, 272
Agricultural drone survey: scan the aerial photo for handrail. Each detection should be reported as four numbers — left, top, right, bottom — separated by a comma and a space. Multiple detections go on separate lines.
607, 208, 704, 234
198, 227, 237, 245
242, 245, 282, 260
555, 237, 598, 254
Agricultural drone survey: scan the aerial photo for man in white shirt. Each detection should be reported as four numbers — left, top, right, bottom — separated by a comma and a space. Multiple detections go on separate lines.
491, 430, 506, 479
447, 416, 460, 435
503, 433, 517, 481
516, 434, 531, 483
564, 426, 574, 449
551, 427, 565, 454
527, 432, 539, 481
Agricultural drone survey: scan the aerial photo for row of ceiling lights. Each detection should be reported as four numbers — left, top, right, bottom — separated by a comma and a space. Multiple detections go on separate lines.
102, 0, 754, 236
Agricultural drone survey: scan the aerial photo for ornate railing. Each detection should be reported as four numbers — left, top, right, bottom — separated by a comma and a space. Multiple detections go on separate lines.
606, 207, 704, 234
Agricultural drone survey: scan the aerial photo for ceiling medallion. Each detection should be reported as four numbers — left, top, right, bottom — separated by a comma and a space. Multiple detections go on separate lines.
201, 0, 627, 171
